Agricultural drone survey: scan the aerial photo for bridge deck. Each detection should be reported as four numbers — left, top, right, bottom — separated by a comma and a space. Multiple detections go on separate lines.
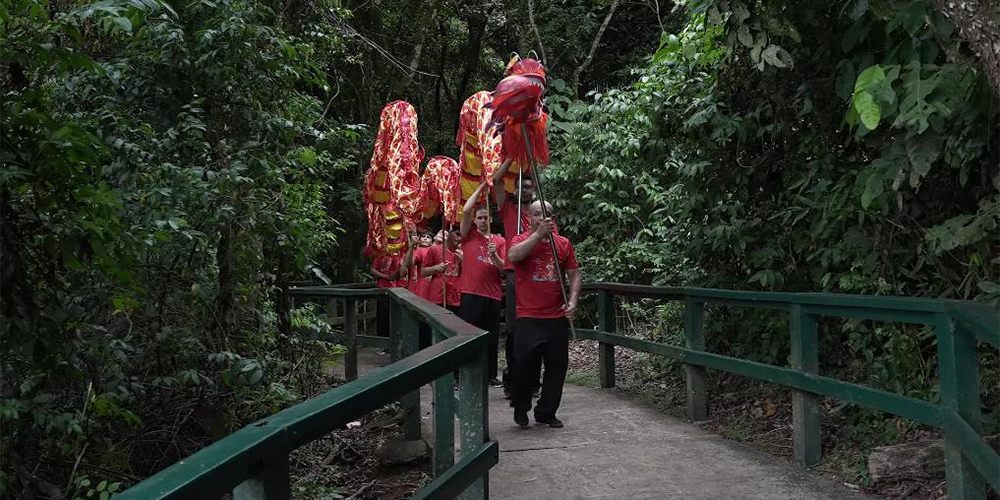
347, 347, 870, 500
484, 383, 868, 500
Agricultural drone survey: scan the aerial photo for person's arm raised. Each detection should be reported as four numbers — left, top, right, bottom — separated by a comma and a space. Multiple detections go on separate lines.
460, 181, 489, 238
401, 232, 418, 269
492, 158, 512, 208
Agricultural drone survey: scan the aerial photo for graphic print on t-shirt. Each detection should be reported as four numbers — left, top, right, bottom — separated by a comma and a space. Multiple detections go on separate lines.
459, 232, 505, 301
425, 243, 462, 306
374, 254, 400, 287
444, 255, 459, 276
531, 255, 558, 282
475, 241, 491, 264
509, 232, 579, 319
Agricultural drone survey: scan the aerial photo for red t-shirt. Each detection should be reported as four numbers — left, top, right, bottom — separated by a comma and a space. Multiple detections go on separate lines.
407, 247, 430, 299
499, 199, 532, 240
508, 232, 579, 319
458, 231, 506, 301
373, 254, 401, 288
423, 244, 461, 307
500, 201, 530, 271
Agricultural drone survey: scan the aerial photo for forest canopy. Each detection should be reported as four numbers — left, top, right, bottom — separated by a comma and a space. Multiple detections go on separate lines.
1, 0, 997, 497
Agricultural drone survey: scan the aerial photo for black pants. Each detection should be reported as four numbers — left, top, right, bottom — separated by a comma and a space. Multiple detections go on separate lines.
458, 293, 501, 381
419, 304, 461, 349
511, 317, 569, 420
418, 323, 431, 350
503, 272, 539, 390
503, 269, 517, 389
376, 297, 390, 338
503, 272, 517, 385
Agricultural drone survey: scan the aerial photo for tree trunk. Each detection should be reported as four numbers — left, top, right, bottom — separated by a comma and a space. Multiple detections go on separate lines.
932, 0, 1000, 96
214, 223, 234, 337
0, 188, 22, 320
572, 0, 621, 98
527, 0, 548, 66
276, 248, 292, 338
867, 440, 946, 483
867, 435, 1000, 484
434, 18, 448, 136
454, 13, 486, 130
406, 6, 436, 83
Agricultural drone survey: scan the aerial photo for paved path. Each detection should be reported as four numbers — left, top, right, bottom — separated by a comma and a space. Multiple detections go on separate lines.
346, 348, 870, 500
485, 384, 869, 500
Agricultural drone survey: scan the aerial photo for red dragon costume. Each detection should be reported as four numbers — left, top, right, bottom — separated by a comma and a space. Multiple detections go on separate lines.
456, 91, 503, 217
364, 101, 423, 256
419, 156, 462, 225
490, 55, 550, 194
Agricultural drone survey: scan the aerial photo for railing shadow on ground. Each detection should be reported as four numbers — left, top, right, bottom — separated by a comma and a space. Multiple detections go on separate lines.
579, 283, 999, 500
117, 285, 496, 500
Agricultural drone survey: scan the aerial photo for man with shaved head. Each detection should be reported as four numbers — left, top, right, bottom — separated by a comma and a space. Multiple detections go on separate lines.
506, 200, 582, 428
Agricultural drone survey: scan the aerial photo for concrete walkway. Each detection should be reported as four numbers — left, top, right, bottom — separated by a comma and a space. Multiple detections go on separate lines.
345, 348, 870, 500
485, 384, 869, 500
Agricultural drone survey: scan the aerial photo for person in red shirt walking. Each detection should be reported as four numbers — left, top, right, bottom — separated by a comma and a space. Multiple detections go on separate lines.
492, 160, 534, 243
372, 252, 402, 287
491, 162, 537, 395
401, 229, 434, 348
507, 200, 582, 428
457, 181, 507, 386
402, 229, 434, 300
371, 252, 402, 338
422, 227, 462, 314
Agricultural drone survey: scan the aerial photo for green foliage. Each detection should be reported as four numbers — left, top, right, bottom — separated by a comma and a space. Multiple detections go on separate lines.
2, 0, 365, 494
546, 0, 998, 415
551, 0, 998, 297
71, 476, 122, 500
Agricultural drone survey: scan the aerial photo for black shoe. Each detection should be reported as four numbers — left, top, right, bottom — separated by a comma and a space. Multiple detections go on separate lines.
503, 386, 511, 399
535, 416, 563, 428
514, 411, 529, 427
489, 378, 504, 388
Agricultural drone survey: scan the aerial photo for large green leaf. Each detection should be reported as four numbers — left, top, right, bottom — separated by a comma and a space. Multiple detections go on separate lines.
761, 45, 793, 68
737, 24, 753, 47
861, 170, 884, 209
836, 60, 857, 100
854, 64, 885, 94
894, 60, 939, 133
853, 91, 881, 130
906, 133, 942, 187
750, 31, 767, 63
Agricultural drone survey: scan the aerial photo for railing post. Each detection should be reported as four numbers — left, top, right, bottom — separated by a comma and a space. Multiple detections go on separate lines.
684, 297, 707, 421
364, 299, 376, 335
936, 314, 987, 500
326, 298, 336, 324
390, 299, 422, 441
457, 347, 488, 499
232, 453, 290, 500
432, 328, 455, 477
789, 304, 821, 467
597, 290, 616, 388
344, 297, 358, 381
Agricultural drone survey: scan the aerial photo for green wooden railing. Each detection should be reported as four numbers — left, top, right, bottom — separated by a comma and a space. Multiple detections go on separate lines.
580, 283, 999, 500
118, 286, 496, 500
117, 280, 997, 500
